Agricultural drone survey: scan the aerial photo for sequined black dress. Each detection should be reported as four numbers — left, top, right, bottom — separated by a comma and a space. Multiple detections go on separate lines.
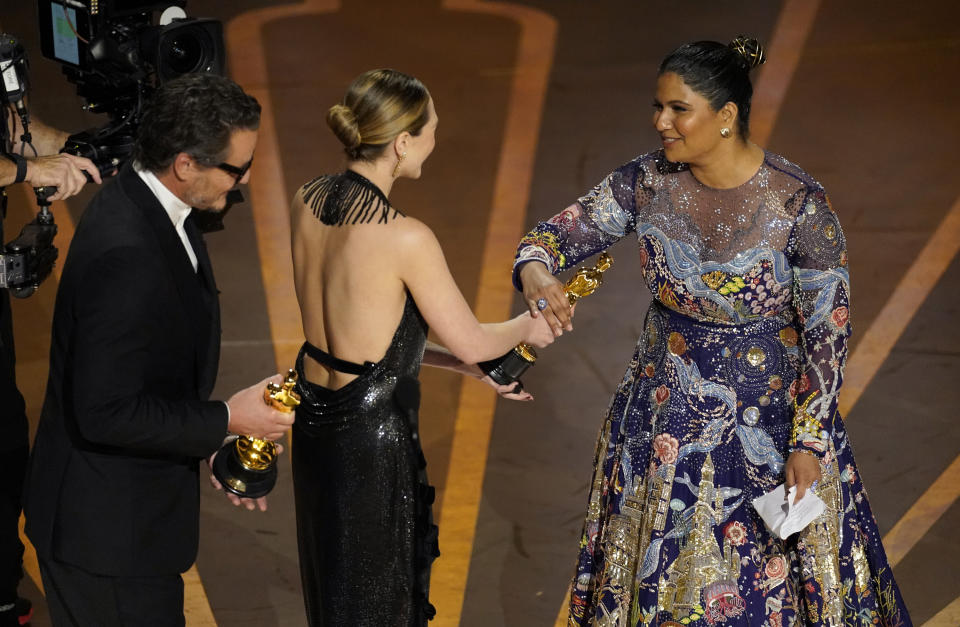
514, 151, 910, 626
291, 171, 438, 626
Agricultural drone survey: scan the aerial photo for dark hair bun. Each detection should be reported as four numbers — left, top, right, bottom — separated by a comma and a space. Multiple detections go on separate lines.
326, 104, 362, 149
729, 36, 765, 70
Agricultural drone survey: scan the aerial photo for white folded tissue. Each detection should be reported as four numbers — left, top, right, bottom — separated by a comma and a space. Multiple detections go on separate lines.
751, 483, 826, 539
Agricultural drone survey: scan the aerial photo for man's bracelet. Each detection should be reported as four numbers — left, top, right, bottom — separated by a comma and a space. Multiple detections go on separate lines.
1, 152, 28, 184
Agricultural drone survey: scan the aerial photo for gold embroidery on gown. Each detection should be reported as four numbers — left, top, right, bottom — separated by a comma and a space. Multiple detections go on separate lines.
659, 455, 742, 621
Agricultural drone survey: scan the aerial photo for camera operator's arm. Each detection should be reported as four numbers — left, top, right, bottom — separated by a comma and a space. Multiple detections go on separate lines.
8, 110, 69, 156
2, 110, 101, 199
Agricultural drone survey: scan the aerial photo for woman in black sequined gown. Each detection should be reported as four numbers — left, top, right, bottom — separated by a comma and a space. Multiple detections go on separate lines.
287, 69, 556, 626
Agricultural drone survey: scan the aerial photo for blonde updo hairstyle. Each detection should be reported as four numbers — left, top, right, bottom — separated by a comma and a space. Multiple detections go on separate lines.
327, 69, 432, 162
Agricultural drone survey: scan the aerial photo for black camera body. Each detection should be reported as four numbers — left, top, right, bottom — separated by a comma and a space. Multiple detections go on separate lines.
0, 2, 225, 297
0, 196, 58, 299
38, 0, 225, 177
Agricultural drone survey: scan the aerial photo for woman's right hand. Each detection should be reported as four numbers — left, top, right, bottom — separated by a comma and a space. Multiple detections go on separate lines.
519, 261, 572, 336
520, 311, 556, 348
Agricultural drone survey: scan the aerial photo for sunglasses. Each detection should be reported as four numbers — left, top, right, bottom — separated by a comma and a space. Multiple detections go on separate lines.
213, 158, 254, 183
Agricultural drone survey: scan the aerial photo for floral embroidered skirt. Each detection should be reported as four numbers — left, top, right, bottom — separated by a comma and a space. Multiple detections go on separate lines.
568, 303, 911, 626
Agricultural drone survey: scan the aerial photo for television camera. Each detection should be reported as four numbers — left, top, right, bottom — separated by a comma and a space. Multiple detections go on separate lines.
0, 0, 225, 297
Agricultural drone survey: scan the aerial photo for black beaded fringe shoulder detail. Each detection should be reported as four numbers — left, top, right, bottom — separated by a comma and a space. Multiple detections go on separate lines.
301, 169, 405, 226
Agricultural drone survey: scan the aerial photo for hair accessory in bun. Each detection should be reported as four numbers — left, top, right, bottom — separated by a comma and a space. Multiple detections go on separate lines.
729, 35, 765, 69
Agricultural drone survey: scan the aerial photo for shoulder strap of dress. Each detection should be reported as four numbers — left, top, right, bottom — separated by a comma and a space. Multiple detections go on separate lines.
302, 340, 370, 375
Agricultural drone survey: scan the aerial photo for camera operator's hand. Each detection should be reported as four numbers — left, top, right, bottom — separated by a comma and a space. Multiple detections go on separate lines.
26, 152, 102, 200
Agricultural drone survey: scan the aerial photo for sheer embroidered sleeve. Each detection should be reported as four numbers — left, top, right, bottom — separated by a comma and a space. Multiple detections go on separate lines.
785, 187, 851, 459
512, 161, 640, 289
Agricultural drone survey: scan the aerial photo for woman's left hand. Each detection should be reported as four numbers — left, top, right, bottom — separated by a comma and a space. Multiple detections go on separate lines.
481, 375, 533, 401
785, 449, 822, 502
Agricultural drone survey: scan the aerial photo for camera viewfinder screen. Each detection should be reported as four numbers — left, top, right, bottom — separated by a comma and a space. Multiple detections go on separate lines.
50, 4, 80, 66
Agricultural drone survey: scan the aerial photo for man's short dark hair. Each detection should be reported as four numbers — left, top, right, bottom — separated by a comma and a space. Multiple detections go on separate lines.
134, 73, 261, 173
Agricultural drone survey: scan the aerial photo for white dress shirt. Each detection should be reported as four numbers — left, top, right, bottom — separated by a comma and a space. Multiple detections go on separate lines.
135, 164, 198, 272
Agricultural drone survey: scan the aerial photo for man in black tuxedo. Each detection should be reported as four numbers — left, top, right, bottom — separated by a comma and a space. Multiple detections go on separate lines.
22, 73, 293, 626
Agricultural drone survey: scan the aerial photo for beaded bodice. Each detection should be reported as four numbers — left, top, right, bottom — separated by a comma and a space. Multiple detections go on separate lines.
514, 150, 851, 459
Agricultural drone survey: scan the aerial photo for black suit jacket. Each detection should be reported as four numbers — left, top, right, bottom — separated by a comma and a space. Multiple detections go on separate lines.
24, 164, 229, 576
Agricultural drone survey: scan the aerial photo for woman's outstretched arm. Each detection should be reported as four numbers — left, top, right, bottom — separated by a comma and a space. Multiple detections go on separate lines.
396, 216, 555, 365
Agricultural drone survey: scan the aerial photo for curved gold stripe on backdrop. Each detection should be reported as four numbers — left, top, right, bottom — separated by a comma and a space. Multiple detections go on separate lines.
430, 3, 557, 625
228, 0, 343, 372
922, 594, 960, 627
886, 452, 960, 568
838, 194, 960, 419
749, 0, 822, 148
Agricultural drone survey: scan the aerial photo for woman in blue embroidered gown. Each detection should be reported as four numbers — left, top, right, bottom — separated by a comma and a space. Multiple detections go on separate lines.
515, 39, 911, 626
288, 69, 555, 626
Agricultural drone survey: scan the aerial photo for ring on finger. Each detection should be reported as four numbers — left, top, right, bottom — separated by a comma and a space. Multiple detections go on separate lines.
536, 297, 548, 311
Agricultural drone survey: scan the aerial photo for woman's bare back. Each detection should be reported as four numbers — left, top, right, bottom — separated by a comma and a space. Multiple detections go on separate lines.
291, 173, 410, 390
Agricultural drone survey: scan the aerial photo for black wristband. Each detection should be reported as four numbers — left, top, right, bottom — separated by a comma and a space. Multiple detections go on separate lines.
2, 152, 27, 184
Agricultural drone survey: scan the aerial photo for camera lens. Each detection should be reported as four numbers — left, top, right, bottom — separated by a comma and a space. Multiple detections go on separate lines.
162, 32, 205, 75
150, 19, 225, 82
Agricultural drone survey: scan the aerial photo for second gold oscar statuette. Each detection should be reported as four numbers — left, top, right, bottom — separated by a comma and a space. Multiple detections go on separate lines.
478, 252, 613, 386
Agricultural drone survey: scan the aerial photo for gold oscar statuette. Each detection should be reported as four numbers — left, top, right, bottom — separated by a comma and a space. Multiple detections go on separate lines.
479, 252, 613, 386
212, 369, 300, 498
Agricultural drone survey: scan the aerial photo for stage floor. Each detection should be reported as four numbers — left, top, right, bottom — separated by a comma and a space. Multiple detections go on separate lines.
4, 1, 959, 625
